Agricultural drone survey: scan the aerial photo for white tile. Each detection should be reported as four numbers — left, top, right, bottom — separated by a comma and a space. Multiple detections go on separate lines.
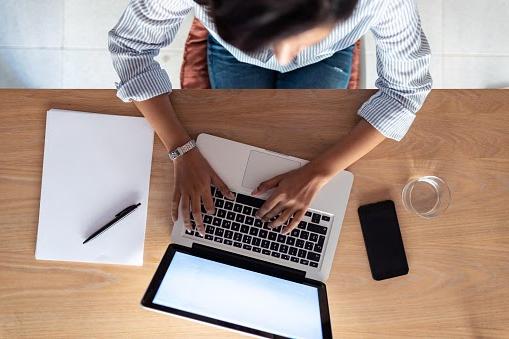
64, 0, 129, 49
443, 56, 509, 88
443, 0, 509, 55
430, 54, 443, 88
0, 48, 62, 88
156, 50, 185, 89
363, 52, 377, 89
416, 0, 443, 54
0, 0, 64, 48
62, 50, 118, 88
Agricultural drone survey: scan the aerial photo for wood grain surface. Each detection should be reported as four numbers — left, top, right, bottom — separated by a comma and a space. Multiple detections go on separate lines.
0, 89, 508, 338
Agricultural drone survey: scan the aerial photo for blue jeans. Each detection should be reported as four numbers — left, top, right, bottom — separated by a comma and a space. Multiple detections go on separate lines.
207, 35, 354, 89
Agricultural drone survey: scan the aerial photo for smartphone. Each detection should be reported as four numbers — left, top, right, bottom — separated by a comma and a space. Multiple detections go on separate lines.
357, 200, 409, 281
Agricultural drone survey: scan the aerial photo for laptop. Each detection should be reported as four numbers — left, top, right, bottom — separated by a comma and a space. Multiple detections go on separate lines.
141, 133, 354, 338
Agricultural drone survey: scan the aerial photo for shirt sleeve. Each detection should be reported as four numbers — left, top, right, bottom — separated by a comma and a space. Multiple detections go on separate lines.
358, 0, 432, 141
108, 0, 193, 102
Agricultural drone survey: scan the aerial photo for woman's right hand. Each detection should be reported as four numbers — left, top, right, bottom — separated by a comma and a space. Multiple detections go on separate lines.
171, 147, 235, 236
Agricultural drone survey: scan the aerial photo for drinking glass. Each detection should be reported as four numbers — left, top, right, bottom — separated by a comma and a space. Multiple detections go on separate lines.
402, 176, 451, 218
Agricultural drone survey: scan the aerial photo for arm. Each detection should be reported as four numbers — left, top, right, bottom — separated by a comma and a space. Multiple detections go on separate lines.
254, 0, 432, 233
109, 0, 234, 235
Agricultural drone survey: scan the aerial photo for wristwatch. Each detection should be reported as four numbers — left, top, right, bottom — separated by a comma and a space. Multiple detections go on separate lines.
168, 139, 197, 161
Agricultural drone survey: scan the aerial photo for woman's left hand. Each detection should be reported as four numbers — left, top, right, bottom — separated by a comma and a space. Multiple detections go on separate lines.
252, 163, 331, 234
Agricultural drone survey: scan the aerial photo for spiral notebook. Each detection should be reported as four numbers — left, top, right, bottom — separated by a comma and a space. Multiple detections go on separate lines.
35, 109, 154, 266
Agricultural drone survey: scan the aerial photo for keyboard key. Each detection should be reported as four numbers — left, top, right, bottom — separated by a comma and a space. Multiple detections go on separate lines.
185, 229, 193, 235
263, 222, 271, 229
277, 234, 286, 243
259, 229, 268, 238
240, 225, 249, 234
225, 230, 233, 239
286, 237, 295, 246
252, 247, 261, 253
309, 233, 318, 242
242, 235, 252, 244
252, 208, 258, 217
271, 252, 281, 258
314, 244, 323, 253
233, 242, 242, 248
226, 211, 236, 221
307, 252, 321, 262
245, 216, 254, 225
254, 219, 263, 227
210, 186, 216, 196
206, 225, 215, 234
217, 209, 226, 218
215, 190, 223, 198
195, 232, 203, 238
262, 249, 271, 255
280, 244, 289, 254
214, 237, 223, 243
312, 213, 321, 223
305, 211, 311, 217
281, 254, 290, 261
243, 206, 252, 215
204, 215, 212, 224
300, 259, 309, 265
298, 249, 307, 258
231, 222, 240, 231
322, 215, 330, 222
270, 242, 279, 251
234, 204, 243, 212
273, 226, 283, 233
234, 232, 243, 241
305, 241, 314, 250
298, 221, 307, 229
214, 228, 224, 237
236, 214, 245, 223
215, 199, 224, 208
252, 238, 261, 246
310, 262, 319, 268
190, 212, 194, 220
212, 218, 221, 227
205, 234, 213, 240
291, 257, 299, 263
317, 235, 325, 246
291, 229, 300, 237
243, 244, 252, 251
249, 227, 259, 236
307, 223, 327, 235
268, 232, 277, 241
300, 230, 309, 240
224, 201, 234, 210
224, 239, 233, 246
261, 240, 270, 249
236, 193, 265, 208
222, 220, 231, 229
296, 239, 305, 248
289, 247, 298, 256
201, 205, 207, 214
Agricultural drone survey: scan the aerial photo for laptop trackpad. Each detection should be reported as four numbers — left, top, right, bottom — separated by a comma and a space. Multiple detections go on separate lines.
242, 150, 301, 190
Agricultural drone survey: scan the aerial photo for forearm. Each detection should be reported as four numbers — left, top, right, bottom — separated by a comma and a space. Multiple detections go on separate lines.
134, 94, 191, 152
309, 119, 386, 179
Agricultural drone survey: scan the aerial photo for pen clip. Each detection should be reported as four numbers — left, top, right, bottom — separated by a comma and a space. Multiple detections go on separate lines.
115, 203, 139, 218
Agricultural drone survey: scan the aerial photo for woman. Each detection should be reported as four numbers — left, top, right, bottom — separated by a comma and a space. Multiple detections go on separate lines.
109, 0, 432, 236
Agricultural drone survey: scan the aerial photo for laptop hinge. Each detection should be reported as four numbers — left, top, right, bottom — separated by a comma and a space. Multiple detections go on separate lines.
192, 243, 307, 282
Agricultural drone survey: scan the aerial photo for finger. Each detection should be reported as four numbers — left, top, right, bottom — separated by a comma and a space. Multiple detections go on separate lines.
269, 207, 295, 229
202, 186, 215, 214
191, 193, 205, 236
252, 175, 282, 196
256, 194, 282, 220
282, 209, 306, 235
211, 173, 235, 200
263, 201, 286, 224
181, 195, 192, 231
171, 189, 181, 222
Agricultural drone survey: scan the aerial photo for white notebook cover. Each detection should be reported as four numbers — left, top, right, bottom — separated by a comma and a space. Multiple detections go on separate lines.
35, 109, 154, 266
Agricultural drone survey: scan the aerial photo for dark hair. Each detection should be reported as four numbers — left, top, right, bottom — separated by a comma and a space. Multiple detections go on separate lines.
195, 0, 359, 52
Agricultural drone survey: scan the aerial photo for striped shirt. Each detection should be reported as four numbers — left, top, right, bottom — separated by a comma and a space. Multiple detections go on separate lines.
109, 0, 432, 141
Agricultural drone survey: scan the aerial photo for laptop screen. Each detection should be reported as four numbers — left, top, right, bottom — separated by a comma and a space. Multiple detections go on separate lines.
152, 251, 323, 338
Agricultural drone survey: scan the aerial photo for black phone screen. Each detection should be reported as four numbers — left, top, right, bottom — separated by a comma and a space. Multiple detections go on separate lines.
357, 200, 409, 281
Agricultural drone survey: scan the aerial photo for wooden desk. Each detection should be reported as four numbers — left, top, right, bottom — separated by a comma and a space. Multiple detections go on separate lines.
1, 90, 508, 338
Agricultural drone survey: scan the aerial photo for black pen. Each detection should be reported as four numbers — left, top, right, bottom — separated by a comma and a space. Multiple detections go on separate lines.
83, 203, 141, 245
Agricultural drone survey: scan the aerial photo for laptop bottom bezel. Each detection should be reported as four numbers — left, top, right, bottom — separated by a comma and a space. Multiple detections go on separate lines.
141, 243, 332, 339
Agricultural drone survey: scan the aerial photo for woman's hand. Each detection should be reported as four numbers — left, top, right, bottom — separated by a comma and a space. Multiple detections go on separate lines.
172, 148, 235, 236
252, 163, 331, 234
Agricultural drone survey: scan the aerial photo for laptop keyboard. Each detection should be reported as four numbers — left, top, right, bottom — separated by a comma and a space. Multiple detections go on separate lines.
184, 186, 333, 269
